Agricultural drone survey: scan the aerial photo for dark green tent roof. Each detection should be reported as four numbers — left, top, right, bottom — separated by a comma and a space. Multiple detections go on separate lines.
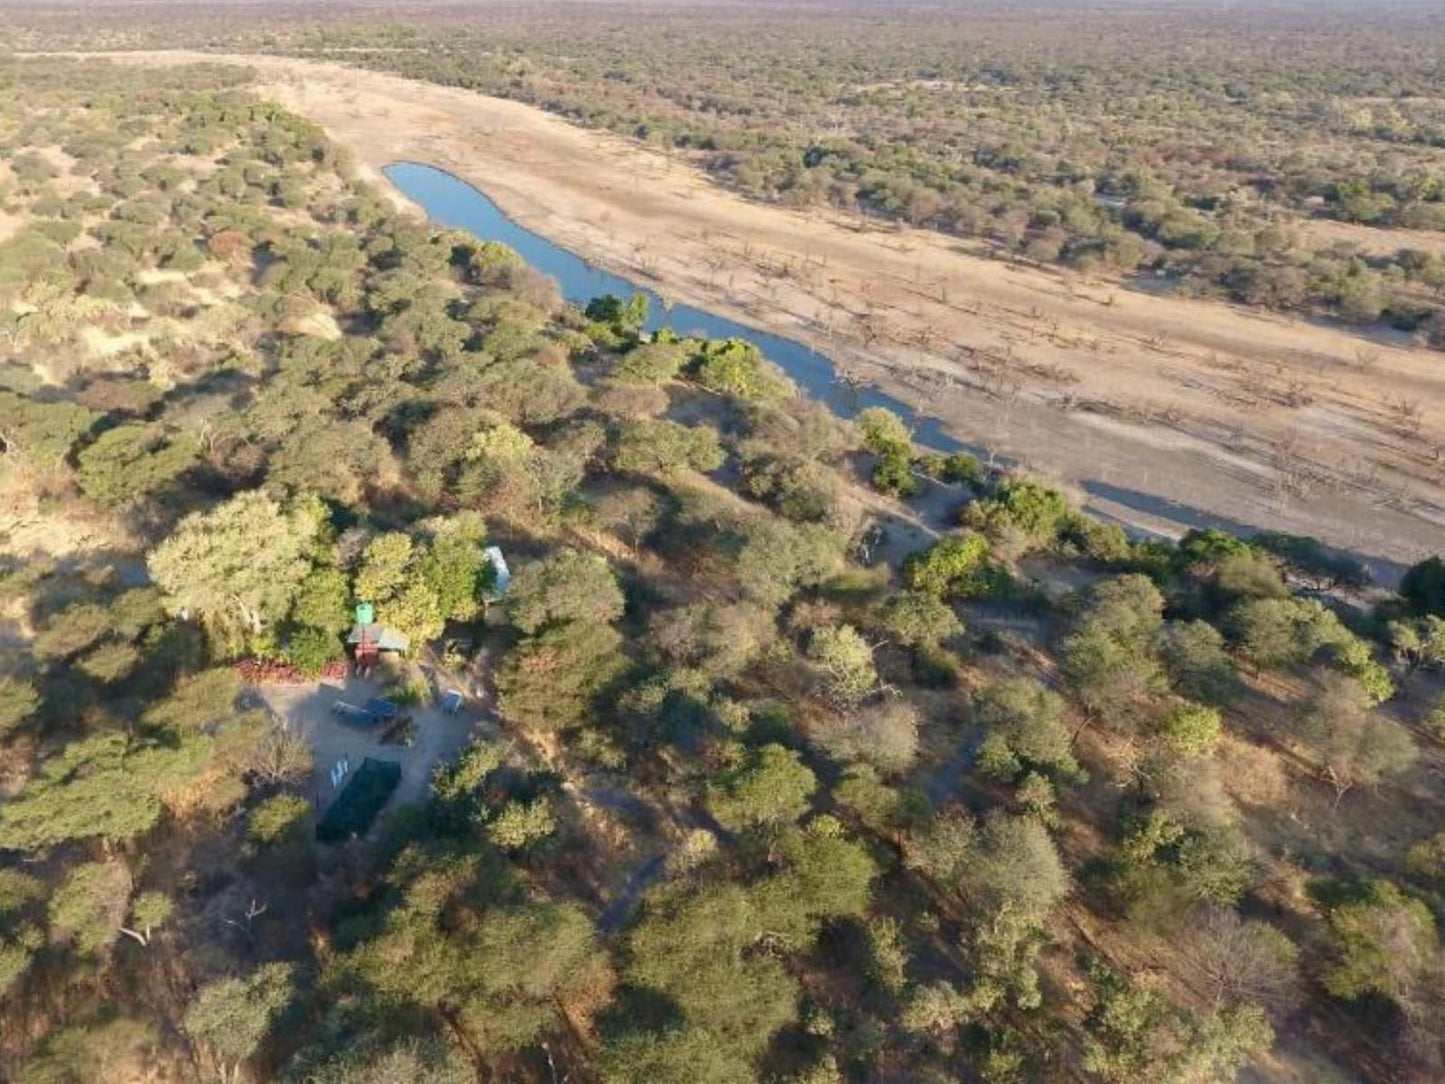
316, 757, 402, 843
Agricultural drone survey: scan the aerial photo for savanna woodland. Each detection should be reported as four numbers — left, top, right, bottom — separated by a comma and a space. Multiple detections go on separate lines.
1, 5, 1445, 1084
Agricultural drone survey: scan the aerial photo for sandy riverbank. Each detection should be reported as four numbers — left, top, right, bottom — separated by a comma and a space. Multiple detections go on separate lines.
44, 50, 1445, 578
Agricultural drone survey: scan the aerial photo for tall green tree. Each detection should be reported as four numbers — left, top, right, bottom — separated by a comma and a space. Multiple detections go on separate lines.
185, 963, 297, 1083
707, 744, 817, 832
0, 733, 201, 852
508, 548, 625, 633
148, 491, 321, 638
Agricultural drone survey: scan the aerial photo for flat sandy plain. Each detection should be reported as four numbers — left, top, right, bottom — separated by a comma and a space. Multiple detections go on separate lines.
61, 51, 1445, 580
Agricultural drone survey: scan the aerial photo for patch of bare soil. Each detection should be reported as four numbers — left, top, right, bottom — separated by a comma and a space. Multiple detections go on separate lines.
56, 50, 1445, 581
1299, 216, 1445, 259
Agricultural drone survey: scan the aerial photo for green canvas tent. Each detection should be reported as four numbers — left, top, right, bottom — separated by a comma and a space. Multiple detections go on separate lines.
316, 757, 402, 843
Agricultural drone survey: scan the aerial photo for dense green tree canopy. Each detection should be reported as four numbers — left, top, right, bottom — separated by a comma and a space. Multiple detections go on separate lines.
148, 491, 321, 635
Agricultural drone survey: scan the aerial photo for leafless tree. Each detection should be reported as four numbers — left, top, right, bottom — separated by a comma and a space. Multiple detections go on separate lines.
1179, 906, 1300, 1011
245, 722, 314, 786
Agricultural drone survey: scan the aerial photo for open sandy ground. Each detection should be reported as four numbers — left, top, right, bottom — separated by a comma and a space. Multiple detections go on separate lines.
256, 669, 483, 814
47, 51, 1445, 581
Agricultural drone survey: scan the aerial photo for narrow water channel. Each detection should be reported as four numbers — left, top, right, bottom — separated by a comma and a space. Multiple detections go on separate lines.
383, 161, 961, 451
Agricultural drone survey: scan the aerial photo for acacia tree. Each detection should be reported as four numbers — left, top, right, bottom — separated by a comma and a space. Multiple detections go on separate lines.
47, 861, 133, 956
0, 869, 43, 995
75, 423, 199, 506
1313, 877, 1443, 1061
612, 418, 724, 478
185, 963, 297, 1084
905, 810, 1068, 1011
1081, 960, 1272, 1083
592, 487, 662, 553
651, 602, 774, 678
497, 621, 628, 732
335, 853, 611, 1062
148, 491, 321, 640
1316, 880, 1438, 1008
707, 744, 817, 832
877, 590, 963, 647
508, 548, 625, 633
1295, 669, 1417, 807
1161, 619, 1237, 704
1061, 574, 1167, 718
0, 676, 39, 739
1179, 906, 1299, 1011
615, 820, 874, 1071
0, 733, 186, 852
973, 678, 1082, 784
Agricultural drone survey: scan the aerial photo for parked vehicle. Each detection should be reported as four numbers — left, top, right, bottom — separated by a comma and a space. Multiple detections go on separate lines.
331, 697, 400, 727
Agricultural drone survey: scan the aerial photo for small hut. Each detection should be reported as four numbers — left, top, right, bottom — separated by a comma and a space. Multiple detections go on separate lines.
346, 602, 409, 675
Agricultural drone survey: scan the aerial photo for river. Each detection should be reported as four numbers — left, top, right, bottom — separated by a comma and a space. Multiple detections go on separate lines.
383, 160, 963, 452
383, 161, 1415, 584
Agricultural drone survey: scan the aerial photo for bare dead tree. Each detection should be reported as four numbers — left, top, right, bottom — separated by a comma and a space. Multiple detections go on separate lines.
1178, 906, 1301, 1011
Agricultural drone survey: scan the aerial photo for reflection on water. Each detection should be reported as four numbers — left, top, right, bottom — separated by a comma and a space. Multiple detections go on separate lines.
383, 161, 959, 450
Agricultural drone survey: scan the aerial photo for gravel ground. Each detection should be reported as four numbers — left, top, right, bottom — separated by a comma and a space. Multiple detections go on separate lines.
257, 668, 484, 820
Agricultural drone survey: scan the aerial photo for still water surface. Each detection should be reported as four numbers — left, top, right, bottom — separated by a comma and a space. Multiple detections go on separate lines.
383, 161, 959, 450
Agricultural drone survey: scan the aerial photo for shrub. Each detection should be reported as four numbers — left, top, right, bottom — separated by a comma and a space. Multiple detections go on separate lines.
612, 340, 687, 384
811, 700, 919, 774
941, 451, 985, 487
689, 337, 787, 400
248, 794, 311, 847
973, 678, 1082, 784
905, 533, 999, 597
1157, 701, 1223, 757
965, 477, 1070, 549
871, 449, 919, 496
807, 624, 878, 705
283, 628, 343, 677
856, 407, 911, 457
1401, 556, 1445, 617
707, 743, 817, 831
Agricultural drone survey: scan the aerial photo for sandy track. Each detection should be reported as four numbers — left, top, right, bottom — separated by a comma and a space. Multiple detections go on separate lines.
52, 50, 1445, 578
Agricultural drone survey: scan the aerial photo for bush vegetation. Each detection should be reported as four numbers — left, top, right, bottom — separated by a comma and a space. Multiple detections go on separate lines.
0, 48, 1441, 1084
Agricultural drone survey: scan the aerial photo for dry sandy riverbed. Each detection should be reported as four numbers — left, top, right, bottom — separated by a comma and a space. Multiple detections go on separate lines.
47, 50, 1445, 580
